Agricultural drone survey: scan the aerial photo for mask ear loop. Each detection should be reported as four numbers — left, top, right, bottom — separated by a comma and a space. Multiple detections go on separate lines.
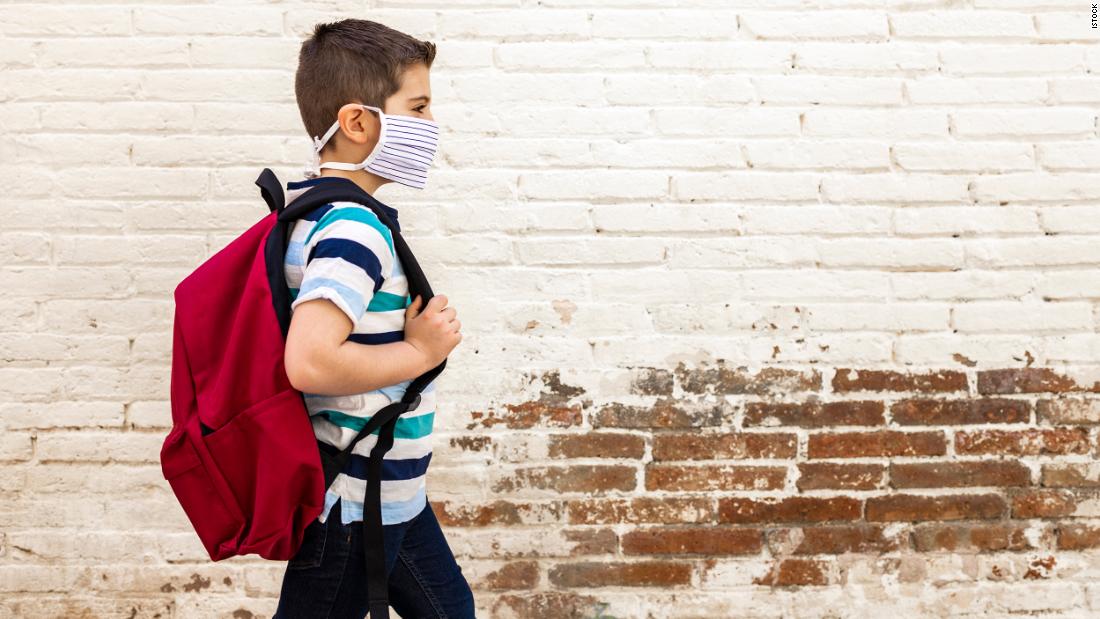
304, 105, 386, 178
355, 105, 389, 172
303, 147, 321, 180
304, 118, 344, 179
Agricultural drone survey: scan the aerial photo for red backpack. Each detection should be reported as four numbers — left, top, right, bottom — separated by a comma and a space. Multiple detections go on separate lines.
161, 168, 446, 618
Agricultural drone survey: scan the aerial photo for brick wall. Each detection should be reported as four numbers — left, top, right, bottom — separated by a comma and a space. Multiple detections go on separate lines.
3, 2, 1100, 618
437, 365, 1100, 617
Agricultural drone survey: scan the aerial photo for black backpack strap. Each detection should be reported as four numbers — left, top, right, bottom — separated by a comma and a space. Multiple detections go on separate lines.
255, 168, 285, 213
260, 171, 446, 619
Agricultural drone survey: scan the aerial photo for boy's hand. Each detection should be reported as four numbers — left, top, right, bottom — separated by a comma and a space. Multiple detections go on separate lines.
404, 293, 461, 370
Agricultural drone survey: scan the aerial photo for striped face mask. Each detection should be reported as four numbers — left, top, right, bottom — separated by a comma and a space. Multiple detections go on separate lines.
310, 104, 439, 189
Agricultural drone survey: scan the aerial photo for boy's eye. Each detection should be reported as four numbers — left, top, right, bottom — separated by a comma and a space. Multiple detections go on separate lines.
414, 105, 427, 113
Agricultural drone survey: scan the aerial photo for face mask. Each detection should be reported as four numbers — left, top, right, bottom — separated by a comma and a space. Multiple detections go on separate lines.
308, 104, 439, 190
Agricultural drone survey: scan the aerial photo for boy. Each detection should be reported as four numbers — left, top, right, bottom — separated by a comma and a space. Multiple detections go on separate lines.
273, 19, 474, 619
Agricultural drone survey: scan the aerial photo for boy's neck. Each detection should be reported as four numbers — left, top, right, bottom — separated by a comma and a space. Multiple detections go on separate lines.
317, 169, 385, 197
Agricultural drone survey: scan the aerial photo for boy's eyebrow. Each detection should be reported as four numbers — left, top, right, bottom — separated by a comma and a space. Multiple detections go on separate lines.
408, 95, 431, 103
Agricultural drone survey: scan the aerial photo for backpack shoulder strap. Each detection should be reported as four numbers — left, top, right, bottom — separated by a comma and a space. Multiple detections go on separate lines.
255, 168, 285, 213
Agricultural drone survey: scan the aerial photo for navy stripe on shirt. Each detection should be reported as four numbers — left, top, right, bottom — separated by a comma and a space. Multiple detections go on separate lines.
345, 451, 433, 481
347, 331, 406, 346
308, 237, 386, 295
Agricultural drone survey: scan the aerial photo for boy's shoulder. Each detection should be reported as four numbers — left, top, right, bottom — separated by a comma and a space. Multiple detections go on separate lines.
303, 201, 397, 258
309, 199, 383, 223
285, 177, 400, 228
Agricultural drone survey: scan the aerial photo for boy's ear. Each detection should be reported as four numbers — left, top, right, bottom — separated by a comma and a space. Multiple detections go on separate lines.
334, 104, 379, 146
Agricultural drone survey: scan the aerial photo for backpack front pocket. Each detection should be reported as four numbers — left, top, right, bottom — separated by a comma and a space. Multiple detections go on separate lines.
161, 424, 247, 561
200, 387, 326, 560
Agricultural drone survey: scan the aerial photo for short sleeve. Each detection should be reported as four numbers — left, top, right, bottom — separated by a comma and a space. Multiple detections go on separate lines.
291, 205, 396, 327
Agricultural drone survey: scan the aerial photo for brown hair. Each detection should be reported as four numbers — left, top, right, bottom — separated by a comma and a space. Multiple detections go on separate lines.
295, 18, 437, 153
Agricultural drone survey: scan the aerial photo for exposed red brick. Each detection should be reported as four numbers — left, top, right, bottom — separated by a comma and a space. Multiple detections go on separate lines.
468, 399, 582, 430
978, 368, 1100, 395
797, 463, 885, 491
566, 497, 714, 525
630, 367, 674, 395
492, 592, 603, 619
543, 371, 586, 398
1011, 489, 1076, 519
591, 397, 729, 429
754, 558, 830, 587
1041, 464, 1100, 488
548, 433, 646, 459
955, 428, 1090, 456
676, 361, 821, 395
622, 526, 762, 555
1057, 524, 1100, 550
832, 368, 967, 393
717, 497, 862, 524
913, 523, 1038, 552
432, 500, 563, 527
1024, 555, 1057, 580
492, 465, 636, 495
483, 561, 540, 590
808, 431, 946, 458
890, 398, 1030, 425
645, 464, 787, 492
651, 432, 796, 461
866, 494, 1007, 522
889, 461, 1031, 489
563, 528, 618, 556
1038, 397, 1100, 424
548, 561, 692, 587
767, 525, 903, 555
446, 366, 1100, 597
744, 400, 884, 427
449, 435, 492, 453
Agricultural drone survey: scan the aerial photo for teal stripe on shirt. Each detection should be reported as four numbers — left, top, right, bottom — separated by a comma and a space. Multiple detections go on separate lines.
290, 288, 408, 312
369, 290, 409, 312
292, 290, 409, 310
315, 410, 435, 439
304, 207, 395, 257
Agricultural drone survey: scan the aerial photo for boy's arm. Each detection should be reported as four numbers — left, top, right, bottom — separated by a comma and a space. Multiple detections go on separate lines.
283, 208, 426, 396
285, 299, 429, 396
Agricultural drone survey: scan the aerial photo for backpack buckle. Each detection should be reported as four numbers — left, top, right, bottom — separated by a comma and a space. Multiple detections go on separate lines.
405, 393, 422, 412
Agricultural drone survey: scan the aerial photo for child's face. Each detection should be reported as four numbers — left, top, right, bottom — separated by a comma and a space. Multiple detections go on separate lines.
313, 62, 436, 188
384, 62, 433, 123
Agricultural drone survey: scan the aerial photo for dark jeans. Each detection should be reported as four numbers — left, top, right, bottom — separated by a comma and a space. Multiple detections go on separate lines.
274, 495, 476, 618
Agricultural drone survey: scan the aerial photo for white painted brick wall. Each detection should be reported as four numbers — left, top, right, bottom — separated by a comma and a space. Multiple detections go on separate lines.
3, 2, 1100, 618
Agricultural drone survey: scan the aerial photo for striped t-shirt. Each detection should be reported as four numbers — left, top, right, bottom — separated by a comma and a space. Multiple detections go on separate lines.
283, 176, 436, 526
